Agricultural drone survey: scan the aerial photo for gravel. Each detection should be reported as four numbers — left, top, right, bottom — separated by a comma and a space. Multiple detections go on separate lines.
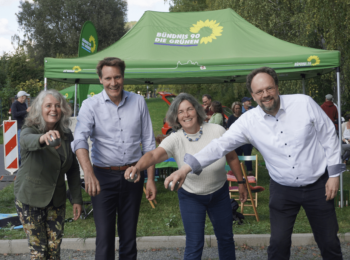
0, 243, 349, 259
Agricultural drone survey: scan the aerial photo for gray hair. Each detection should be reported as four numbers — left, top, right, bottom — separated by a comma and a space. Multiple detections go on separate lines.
166, 93, 206, 130
24, 89, 72, 134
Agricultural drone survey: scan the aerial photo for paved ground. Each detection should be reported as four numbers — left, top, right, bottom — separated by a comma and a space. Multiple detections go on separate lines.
0, 243, 349, 259
0, 144, 16, 191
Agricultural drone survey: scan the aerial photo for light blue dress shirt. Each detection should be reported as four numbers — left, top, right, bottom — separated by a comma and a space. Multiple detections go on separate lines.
71, 90, 155, 167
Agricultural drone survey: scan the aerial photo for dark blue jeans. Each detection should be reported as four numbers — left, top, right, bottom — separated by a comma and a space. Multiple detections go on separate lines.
178, 182, 235, 260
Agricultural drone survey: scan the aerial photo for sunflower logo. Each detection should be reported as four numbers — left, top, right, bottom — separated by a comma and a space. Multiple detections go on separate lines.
64, 93, 68, 98
190, 19, 223, 44
307, 56, 320, 66
90, 92, 95, 97
89, 36, 96, 53
72, 66, 81, 73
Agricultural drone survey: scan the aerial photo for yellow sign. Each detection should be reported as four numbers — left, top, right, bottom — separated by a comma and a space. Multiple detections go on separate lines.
89, 35, 96, 53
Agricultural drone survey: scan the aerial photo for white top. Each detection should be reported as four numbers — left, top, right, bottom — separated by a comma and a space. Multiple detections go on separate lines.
186, 94, 343, 187
160, 123, 227, 195
344, 128, 350, 140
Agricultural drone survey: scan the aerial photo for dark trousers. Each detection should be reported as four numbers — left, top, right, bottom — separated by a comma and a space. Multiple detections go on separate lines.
178, 182, 236, 260
268, 173, 342, 260
91, 166, 145, 260
235, 144, 253, 171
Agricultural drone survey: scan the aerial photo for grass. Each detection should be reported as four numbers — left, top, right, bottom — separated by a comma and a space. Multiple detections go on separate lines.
1, 97, 350, 240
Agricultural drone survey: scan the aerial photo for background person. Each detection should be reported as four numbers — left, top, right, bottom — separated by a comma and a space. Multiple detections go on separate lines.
11, 90, 31, 165
209, 100, 224, 126
321, 94, 338, 130
226, 101, 242, 129
169, 67, 344, 260
241, 96, 254, 113
14, 89, 82, 259
341, 113, 350, 162
202, 94, 213, 121
125, 93, 247, 260
72, 57, 156, 260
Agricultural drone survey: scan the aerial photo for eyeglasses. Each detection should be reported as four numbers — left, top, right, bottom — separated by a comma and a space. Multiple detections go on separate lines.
253, 86, 276, 97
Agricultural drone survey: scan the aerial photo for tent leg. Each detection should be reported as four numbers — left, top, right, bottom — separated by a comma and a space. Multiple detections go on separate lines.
44, 78, 47, 91
74, 81, 78, 117
336, 67, 343, 208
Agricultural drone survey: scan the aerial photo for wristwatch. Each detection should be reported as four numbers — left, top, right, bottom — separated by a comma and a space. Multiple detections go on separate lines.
237, 179, 246, 184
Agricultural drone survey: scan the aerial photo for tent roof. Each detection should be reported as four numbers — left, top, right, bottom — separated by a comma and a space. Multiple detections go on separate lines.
44, 8, 340, 84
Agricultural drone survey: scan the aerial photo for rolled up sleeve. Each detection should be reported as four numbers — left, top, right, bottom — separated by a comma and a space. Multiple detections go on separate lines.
140, 99, 156, 153
71, 101, 94, 153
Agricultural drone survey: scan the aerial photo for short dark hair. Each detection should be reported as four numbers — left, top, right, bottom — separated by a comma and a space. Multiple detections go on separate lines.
345, 113, 350, 121
246, 67, 279, 93
211, 101, 223, 113
96, 57, 126, 78
202, 94, 212, 100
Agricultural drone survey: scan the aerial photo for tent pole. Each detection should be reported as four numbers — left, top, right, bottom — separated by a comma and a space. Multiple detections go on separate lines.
301, 74, 305, 94
336, 67, 343, 208
74, 79, 79, 117
44, 78, 47, 91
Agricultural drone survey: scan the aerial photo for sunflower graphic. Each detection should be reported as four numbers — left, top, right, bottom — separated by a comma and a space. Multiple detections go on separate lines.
307, 56, 320, 66
72, 66, 81, 73
90, 92, 95, 97
64, 93, 68, 98
190, 19, 223, 44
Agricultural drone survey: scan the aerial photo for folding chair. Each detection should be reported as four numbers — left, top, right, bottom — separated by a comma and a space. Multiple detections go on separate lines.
227, 155, 259, 207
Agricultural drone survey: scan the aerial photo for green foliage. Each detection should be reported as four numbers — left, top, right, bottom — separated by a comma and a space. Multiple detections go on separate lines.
15, 0, 127, 65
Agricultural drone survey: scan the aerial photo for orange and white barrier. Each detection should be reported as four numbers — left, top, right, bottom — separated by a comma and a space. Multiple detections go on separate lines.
3, 120, 19, 174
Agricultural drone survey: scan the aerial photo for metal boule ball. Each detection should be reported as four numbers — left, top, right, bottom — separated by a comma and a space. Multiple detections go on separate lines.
48, 136, 61, 147
128, 173, 138, 182
167, 181, 180, 191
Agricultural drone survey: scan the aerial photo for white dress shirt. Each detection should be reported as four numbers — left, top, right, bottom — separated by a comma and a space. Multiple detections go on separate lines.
185, 94, 345, 187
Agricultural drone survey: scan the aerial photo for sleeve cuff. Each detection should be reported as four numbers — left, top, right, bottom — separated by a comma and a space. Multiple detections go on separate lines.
327, 164, 346, 177
71, 139, 89, 153
184, 153, 202, 175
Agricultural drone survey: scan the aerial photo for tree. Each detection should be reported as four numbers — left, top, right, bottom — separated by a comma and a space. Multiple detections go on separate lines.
16, 0, 127, 65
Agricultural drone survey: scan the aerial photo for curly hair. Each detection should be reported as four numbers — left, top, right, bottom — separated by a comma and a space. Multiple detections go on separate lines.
246, 67, 279, 93
166, 93, 206, 130
24, 89, 72, 134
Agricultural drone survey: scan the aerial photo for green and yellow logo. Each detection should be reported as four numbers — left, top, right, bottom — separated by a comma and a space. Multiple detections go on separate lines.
190, 20, 223, 44
307, 55, 320, 66
90, 92, 95, 97
72, 66, 81, 73
64, 93, 69, 98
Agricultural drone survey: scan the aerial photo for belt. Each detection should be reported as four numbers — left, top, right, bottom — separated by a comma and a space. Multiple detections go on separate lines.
94, 162, 137, 171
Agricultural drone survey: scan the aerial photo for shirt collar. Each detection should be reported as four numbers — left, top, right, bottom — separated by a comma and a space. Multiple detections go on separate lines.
101, 89, 129, 105
256, 95, 285, 118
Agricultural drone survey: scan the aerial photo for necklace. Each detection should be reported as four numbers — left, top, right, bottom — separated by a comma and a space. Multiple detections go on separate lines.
183, 126, 203, 142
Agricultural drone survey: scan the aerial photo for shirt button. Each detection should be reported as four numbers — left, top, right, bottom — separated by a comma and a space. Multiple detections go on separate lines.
123, 141, 124, 143
296, 177, 298, 179
276, 119, 278, 121
281, 131, 283, 133
119, 118, 121, 120
289, 155, 291, 157
124, 152, 126, 154
293, 167, 295, 169
121, 129, 123, 131
285, 143, 287, 145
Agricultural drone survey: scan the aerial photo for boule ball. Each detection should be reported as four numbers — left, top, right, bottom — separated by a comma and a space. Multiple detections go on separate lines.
127, 173, 138, 182
167, 181, 180, 191
48, 136, 61, 147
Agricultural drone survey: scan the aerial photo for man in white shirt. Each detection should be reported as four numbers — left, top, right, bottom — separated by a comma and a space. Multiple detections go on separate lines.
167, 67, 345, 260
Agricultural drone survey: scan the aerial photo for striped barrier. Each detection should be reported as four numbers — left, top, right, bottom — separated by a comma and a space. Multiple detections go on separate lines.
3, 120, 19, 174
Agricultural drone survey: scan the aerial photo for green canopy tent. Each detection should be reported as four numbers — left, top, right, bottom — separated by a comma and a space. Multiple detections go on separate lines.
44, 8, 344, 207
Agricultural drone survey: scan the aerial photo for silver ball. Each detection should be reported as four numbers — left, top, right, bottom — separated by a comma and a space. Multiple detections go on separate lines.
48, 136, 61, 147
167, 181, 179, 191
128, 173, 138, 182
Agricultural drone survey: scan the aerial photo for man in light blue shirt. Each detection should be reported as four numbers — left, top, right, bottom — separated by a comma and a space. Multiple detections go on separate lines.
71, 57, 156, 260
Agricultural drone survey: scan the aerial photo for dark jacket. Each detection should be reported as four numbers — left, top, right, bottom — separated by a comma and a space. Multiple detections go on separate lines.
11, 101, 28, 129
321, 101, 338, 129
14, 125, 83, 208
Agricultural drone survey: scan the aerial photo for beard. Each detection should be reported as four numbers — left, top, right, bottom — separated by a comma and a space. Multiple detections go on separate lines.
260, 95, 280, 113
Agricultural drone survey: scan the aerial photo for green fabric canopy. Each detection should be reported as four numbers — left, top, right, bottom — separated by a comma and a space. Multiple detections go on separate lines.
59, 84, 103, 100
44, 8, 340, 84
